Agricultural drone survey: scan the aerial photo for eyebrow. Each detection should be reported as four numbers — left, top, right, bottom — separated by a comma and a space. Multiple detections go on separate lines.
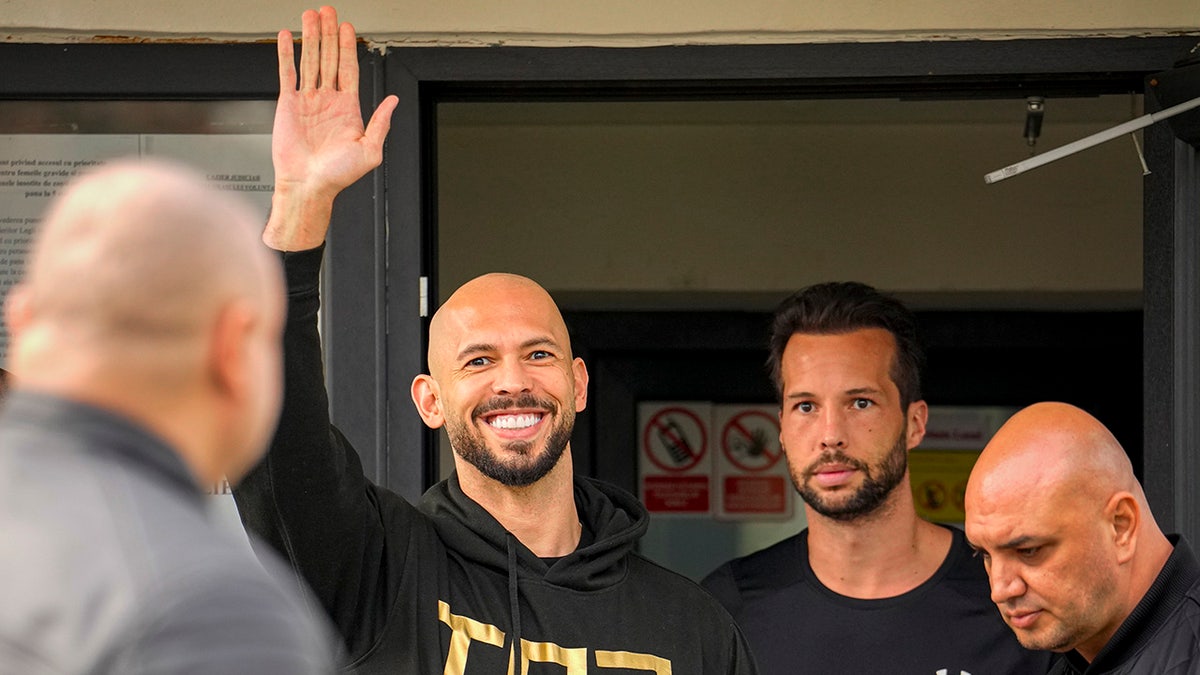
785, 387, 883, 400
996, 535, 1040, 550
455, 336, 559, 362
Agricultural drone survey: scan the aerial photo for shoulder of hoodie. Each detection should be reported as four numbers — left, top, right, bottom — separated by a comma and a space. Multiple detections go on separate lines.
623, 551, 745, 622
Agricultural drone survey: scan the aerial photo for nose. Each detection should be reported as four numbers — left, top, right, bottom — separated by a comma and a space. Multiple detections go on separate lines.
492, 357, 533, 396
819, 407, 847, 450
987, 557, 1027, 606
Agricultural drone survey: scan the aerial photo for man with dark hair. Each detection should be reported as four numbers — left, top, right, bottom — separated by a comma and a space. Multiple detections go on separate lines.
703, 281, 1050, 673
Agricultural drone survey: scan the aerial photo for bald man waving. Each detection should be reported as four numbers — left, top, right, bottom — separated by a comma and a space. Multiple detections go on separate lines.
233, 7, 757, 674
965, 402, 1200, 674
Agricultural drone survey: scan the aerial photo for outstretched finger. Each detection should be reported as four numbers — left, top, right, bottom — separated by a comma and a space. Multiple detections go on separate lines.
298, 9, 320, 91
318, 5, 340, 90
276, 29, 296, 94
337, 21, 359, 95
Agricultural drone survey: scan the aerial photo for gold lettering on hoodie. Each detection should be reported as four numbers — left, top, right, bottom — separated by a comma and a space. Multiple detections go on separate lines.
439, 600, 505, 673
438, 600, 672, 674
596, 651, 671, 674
520, 640, 587, 672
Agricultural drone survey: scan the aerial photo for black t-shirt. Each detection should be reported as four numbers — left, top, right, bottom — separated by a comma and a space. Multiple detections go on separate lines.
703, 525, 1053, 675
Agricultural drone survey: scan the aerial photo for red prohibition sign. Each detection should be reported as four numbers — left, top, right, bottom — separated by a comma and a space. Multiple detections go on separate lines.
722, 410, 782, 472
642, 407, 707, 473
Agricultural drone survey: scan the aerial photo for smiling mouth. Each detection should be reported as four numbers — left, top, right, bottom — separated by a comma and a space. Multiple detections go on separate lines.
486, 413, 544, 430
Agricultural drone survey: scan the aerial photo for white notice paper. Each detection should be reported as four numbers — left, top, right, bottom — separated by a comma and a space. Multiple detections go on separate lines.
0, 133, 273, 364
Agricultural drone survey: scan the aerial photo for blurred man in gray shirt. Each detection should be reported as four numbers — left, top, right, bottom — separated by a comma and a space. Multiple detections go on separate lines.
0, 159, 340, 674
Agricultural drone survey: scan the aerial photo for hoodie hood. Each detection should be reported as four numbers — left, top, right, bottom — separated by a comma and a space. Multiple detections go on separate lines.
418, 473, 648, 592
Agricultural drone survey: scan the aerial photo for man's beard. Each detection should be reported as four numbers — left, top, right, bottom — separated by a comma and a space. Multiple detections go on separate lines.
791, 425, 909, 521
447, 392, 574, 487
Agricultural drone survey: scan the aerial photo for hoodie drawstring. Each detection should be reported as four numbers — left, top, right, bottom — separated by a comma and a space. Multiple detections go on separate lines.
506, 533, 523, 675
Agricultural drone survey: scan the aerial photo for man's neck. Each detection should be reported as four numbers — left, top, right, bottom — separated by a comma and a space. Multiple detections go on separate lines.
804, 486, 952, 599
456, 451, 582, 558
16, 364, 219, 488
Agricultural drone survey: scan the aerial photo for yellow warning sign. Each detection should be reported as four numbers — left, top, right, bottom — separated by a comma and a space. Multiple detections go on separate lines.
909, 449, 980, 523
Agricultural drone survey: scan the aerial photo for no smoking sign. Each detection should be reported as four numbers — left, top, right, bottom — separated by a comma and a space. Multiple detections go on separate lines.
714, 405, 792, 519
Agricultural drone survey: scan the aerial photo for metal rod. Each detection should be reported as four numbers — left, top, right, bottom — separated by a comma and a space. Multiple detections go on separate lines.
984, 94, 1200, 184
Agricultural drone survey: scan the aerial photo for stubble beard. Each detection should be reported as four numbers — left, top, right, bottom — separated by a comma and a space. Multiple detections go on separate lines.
791, 425, 909, 522
1013, 607, 1095, 654
1008, 565, 1119, 654
1015, 623, 1077, 654
447, 392, 574, 487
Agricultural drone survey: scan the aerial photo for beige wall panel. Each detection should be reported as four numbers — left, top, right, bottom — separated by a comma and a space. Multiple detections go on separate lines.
2, 0, 1197, 45
437, 99, 1142, 305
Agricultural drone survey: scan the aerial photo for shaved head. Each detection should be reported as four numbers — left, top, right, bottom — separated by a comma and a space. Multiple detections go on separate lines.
969, 402, 1143, 517
8, 158, 286, 484
965, 402, 1171, 662
428, 273, 571, 376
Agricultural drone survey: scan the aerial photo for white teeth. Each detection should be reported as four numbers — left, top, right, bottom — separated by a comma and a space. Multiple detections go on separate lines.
489, 414, 541, 430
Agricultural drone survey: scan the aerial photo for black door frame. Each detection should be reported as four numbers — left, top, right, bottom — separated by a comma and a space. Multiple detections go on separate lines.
387, 35, 1199, 546
1144, 98, 1200, 548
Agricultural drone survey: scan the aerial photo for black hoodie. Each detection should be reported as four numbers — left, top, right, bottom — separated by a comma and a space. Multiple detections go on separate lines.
235, 246, 758, 675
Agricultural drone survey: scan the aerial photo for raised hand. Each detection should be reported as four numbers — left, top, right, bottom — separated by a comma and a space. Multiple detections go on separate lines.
264, 6, 399, 251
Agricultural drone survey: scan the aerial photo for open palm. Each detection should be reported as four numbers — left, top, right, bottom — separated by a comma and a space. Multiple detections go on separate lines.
266, 6, 397, 250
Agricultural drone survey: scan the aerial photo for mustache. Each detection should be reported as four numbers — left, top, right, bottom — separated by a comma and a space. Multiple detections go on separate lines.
472, 393, 557, 419
803, 450, 869, 478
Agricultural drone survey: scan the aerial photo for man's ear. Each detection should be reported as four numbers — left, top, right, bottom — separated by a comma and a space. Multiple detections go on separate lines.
905, 399, 929, 450
209, 300, 255, 402
1108, 492, 1140, 565
411, 374, 445, 429
572, 357, 589, 413
4, 284, 32, 342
